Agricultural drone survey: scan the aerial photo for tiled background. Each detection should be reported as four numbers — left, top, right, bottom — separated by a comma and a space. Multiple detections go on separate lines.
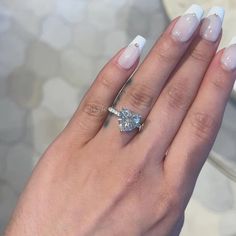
0, 0, 236, 235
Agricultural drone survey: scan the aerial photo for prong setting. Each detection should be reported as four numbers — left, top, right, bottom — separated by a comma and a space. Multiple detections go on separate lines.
108, 107, 143, 132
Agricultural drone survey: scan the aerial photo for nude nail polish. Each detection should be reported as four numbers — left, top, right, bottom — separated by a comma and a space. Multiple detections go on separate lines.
118, 35, 146, 70
172, 4, 204, 42
200, 7, 224, 42
221, 37, 236, 71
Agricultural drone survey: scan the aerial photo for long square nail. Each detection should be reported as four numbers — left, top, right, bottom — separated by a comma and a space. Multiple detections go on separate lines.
200, 6, 224, 42
171, 4, 204, 42
118, 35, 146, 70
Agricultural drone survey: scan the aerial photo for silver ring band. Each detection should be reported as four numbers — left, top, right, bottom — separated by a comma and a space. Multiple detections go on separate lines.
108, 107, 120, 117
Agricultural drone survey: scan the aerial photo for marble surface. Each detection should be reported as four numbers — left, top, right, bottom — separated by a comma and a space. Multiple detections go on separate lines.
0, 0, 235, 235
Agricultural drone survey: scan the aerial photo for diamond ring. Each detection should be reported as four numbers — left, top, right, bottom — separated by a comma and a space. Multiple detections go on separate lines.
108, 107, 143, 132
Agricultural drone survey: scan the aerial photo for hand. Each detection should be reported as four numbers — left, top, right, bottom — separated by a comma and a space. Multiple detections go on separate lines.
5, 5, 236, 236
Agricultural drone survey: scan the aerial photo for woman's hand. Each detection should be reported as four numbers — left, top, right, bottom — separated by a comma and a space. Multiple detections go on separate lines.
5, 4, 236, 236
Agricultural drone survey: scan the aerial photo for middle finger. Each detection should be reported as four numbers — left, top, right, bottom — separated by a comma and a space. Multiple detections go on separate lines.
101, 4, 204, 145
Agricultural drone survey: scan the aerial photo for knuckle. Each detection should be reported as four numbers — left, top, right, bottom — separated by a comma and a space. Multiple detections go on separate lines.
190, 112, 220, 141
126, 83, 154, 110
155, 38, 179, 64
81, 101, 107, 122
190, 47, 211, 64
165, 82, 190, 110
210, 71, 229, 90
152, 190, 184, 225
125, 166, 143, 186
98, 75, 114, 90
97, 68, 117, 90
123, 154, 148, 187
166, 191, 185, 216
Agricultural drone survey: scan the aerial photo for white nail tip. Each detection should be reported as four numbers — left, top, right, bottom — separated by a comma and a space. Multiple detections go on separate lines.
207, 6, 225, 21
228, 36, 236, 46
184, 4, 204, 21
129, 35, 146, 52
118, 35, 146, 70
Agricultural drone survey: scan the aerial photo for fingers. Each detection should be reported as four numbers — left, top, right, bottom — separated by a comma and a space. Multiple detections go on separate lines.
65, 36, 146, 146
164, 39, 236, 194
134, 7, 224, 159
102, 4, 204, 145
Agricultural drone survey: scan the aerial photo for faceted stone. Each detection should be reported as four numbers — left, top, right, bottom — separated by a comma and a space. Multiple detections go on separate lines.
133, 115, 142, 125
118, 108, 142, 132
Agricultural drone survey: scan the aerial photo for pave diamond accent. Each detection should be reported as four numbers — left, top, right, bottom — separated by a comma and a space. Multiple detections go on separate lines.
118, 108, 142, 132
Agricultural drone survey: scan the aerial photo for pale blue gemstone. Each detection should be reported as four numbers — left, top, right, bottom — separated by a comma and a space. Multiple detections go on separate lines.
133, 115, 141, 125
118, 108, 142, 132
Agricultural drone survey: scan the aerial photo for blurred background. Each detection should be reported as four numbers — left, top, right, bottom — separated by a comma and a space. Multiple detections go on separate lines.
0, 0, 236, 235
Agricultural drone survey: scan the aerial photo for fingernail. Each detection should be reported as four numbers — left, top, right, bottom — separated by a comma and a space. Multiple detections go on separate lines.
118, 35, 146, 70
172, 4, 204, 42
221, 37, 236, 71
200, 6, 224, 42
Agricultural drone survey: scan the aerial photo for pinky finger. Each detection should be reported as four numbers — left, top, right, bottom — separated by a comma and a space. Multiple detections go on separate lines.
65, 35, 146, 146
165, 37, 236, 197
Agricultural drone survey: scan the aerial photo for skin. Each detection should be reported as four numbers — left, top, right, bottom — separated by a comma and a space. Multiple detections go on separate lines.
5, 18, 236, 236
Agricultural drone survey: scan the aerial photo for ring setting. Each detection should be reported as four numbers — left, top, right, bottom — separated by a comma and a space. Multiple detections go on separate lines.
108, 107, 143, 132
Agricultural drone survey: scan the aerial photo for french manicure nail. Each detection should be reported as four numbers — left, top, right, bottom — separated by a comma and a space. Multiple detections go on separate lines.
221, 37, 236, 71
118, 35, 146, 70
172, 4, 204, 42
200, 6, 224, 42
